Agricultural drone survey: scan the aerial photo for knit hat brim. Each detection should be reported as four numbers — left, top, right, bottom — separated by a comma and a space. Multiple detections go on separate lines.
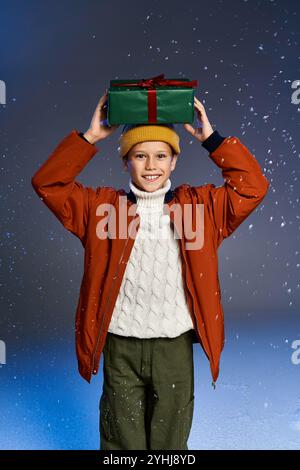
119, 124, 180, 158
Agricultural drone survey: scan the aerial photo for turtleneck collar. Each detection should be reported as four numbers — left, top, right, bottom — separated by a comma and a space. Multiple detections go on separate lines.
129, 178, 171, 210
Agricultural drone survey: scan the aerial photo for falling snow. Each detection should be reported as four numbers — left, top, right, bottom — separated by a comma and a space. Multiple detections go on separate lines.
0, 0, 299, 452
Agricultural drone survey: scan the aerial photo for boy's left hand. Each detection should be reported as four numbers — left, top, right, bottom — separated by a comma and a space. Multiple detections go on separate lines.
184, 97, 214, 143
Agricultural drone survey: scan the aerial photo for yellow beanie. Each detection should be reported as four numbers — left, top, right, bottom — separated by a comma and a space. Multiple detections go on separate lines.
119, 123, 180, 159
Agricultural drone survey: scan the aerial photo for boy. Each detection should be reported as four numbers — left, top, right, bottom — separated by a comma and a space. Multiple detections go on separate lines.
31, 90, 270, 450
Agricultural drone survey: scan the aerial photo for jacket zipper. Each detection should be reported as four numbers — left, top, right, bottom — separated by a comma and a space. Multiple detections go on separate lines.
172, 217, 216, 390
91, 212, 140, 375
183, 253, 216, 389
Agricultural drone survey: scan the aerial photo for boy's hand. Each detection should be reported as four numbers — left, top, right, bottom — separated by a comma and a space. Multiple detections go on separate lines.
84, 90, 119, 144
184, 97, 214, 143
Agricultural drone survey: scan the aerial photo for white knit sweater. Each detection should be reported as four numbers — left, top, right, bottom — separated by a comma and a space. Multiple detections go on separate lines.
108, 177, 194, 338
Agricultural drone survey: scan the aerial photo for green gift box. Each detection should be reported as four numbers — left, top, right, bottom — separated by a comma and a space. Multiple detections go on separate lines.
107, 73, 198, 126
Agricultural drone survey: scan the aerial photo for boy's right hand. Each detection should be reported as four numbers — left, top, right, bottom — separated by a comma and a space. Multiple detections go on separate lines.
83, 90, 119, 144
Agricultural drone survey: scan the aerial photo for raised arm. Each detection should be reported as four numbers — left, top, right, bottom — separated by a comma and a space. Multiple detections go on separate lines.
184, 97, 270, 247
31, 91, 119, 243
202, 133, 270, 246
31, 130, 98, 242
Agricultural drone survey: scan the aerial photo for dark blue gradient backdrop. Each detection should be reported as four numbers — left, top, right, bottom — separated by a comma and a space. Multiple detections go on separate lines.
0, 0, 299, 450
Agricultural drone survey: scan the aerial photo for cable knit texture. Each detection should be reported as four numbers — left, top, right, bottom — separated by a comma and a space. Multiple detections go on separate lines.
108, 177, 194, 338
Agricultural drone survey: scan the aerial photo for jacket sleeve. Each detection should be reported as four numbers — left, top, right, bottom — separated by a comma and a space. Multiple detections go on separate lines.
198, 131, 270, 247
31, 129, 99, 243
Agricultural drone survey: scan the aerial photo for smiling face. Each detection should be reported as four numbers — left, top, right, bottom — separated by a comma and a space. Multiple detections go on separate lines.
122, 141, 178, 192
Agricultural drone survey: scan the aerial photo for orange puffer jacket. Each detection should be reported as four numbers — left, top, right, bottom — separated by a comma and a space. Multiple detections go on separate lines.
31, 130, 270, 387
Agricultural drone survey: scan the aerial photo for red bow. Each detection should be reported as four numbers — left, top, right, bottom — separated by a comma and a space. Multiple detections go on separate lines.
111, 73, 198, 89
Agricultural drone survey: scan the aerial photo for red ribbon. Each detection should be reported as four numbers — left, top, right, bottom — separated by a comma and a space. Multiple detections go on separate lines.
111, 74, 198, 124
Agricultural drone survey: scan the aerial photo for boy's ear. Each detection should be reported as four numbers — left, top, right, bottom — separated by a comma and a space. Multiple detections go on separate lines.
122, 157, 128, 171
171, 154, 179, 171
121, 153, 130, 171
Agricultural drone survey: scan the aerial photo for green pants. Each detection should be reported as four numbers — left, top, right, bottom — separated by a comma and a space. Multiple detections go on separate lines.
99, 329, 195, 450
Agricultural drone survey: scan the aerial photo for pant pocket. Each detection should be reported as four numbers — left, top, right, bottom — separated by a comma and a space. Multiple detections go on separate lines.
178, 395, 195, 450
100, 392, 117, 442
